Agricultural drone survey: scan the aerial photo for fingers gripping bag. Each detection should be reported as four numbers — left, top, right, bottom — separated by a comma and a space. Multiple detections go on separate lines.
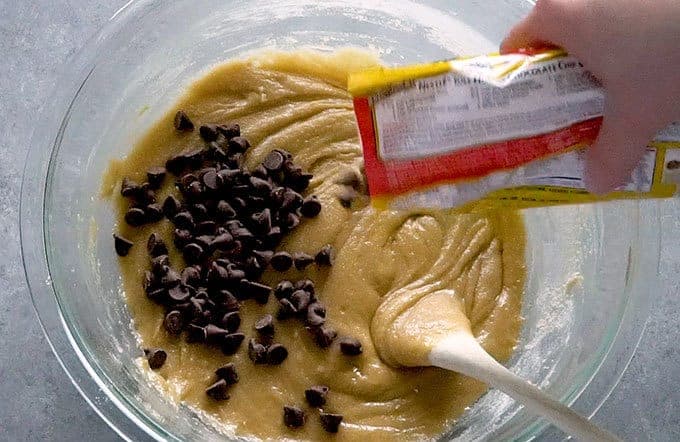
348, 49, 680, 210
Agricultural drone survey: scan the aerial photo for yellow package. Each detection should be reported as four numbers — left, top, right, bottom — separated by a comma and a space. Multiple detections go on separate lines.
348, 50, 680, 209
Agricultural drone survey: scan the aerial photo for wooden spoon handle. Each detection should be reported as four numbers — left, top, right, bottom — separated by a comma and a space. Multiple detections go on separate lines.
430, 334, 621, 442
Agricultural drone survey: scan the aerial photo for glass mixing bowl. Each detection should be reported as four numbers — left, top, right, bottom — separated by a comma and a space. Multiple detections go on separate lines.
21, 0, 660, 440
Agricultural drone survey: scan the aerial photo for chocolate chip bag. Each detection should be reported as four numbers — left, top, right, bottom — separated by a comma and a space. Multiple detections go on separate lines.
348, 50, 680, 209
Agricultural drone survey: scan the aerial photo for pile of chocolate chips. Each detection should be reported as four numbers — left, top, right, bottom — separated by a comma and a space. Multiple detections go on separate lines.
114, 111, 363, 434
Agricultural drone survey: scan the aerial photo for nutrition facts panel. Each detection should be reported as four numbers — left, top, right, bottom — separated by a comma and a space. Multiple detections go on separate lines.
372, 56, 605, 161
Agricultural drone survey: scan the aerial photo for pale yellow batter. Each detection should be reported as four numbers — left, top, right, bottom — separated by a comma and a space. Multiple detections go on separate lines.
102, 49, 526, 441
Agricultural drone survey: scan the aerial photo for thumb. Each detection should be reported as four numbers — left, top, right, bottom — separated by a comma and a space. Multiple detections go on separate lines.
500, 0, 572, 54
584, 101, 656, 195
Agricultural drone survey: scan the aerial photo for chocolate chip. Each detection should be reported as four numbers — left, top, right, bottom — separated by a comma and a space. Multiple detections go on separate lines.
266, 226, 283, 247
183, 243, 204, 264
254, 314, 275, 336
144, 348, 167, 370
138, 182, 157, 203
207, 141, 228, 161
168, 284, 192, 303
196, 220, 217, 235
339, 337, 363, 356
189, 203, 208, 221
267, 343, 288, 365
204, 324, 229, 345
173, 228, 192, 248
231, 197, 247, 212
239, 279, 271, 304
228, 136, 250, 153
338, 187, 357, 208
281, 189, 303, 211
304, 385, 329, 407
173, 211, 195, 230
161, 267, 181, 287
306, 302, 326, 326
297, 173, 314, 192
202, 169, 221, 191
294, 279, 316, 295
180, 172, 199, 188
194, 289, 210, 301
248, 339, 268, 364
121, 177, 140, 198
270, 186, 286, 206
147, 287, 168, 304
274, 280, 294, 300
222, 332, 245, 355
319, 413, 343, 433
307, 325, 337, 348
283, 160, 301, 176
283, 213, 300, 231
194, 235, 214, 252
162, 195, 181, 218
219, 290, 240, 312
276, 149, 294, 160
221, 311, 241, 333
252, 250, 273, 266
142, 270, 155, 292
205, 379, 230, 401
146, 167, 166, 189
231, 227, 255, 245
145, 203, 163, 222
225, 265, 246, 287
150, 254, 170, 275
113, 234, 134, 257
271, 251, 293, 272
165, 155, 187, 175
283, 405, 305, 428
181, 266, 201, 286
277, 298, 298, 319
188, 148, 206, 166
215, 363, 239, 385
216, 200, 237, 220
164, 310, 183, 334
251, 208, 272, 233
217, 123, 240, 139
146, 233, 168, 257
186, 324, 207, 343
186, 297, 205, 323
244, 256, 263, 280
300, 195, 322, 218
293, 253, 314, 270
125, 207, 146, 226
207, 262, 229, 286
250, 176, 272, 195
211, 233, 234, 251
199, 124, 220, 142
290, 290, 311, 313
252, 164, 269, 180
184, 181, 204, 200
263, 150, 285, 172
174, 110, 194, 132
315, 244, 334, 266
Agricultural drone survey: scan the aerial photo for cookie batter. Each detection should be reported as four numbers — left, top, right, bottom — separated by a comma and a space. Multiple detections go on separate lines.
102, 49, 526, 441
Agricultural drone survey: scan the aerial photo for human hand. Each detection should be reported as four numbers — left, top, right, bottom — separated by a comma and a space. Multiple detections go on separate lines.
501, 0, 680, 194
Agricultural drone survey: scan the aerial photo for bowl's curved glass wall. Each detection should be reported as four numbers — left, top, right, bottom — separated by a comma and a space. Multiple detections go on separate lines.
22, 1, 657, 440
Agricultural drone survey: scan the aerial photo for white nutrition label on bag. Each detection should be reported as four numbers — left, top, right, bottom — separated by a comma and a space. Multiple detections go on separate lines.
349, 50, 680, 209
372, 56, 605, 160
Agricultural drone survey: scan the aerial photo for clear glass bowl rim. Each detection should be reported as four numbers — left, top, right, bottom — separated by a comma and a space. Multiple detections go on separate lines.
19, 1, 660, 441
